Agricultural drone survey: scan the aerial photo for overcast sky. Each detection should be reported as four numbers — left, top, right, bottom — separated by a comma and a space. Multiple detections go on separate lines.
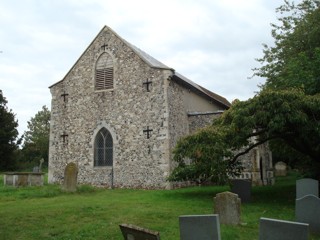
0, 0, 288, 135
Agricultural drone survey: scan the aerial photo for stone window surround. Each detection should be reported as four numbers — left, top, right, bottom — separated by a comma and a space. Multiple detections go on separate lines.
93, 50, 117, 93
90, 121, 117, 169
94, 127, 113, 167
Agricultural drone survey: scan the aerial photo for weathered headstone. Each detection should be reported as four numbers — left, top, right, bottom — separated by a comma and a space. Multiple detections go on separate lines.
179, 214, 221, 240
296, 178, 319, 198
63, 162, 78, 192
39, 158, 44, 172
296, 194, 320, 234
274, 161, 287, 176
214, 191, 241, 225
231, 179, 251, 203
259, 217, 309, 240
33, 159, 44, 173
119, 224, 160, 240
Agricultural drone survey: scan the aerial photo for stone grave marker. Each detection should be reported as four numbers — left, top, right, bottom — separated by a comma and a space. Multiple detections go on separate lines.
119, 224, 160, 240
63, 162, 78, 192
259, 217, 309, 240
33, 159, 44, 173
39, 158, 44, 172
296, 178, 319, 198
214, 191, 241, 225
231, 179, 251, 203
296, 194, 320, 234
179, 214, 221, 240
274, 161, 287, 176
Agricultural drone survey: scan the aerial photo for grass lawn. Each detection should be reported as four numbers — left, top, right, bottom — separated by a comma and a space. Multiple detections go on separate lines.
0, 172, 319, 240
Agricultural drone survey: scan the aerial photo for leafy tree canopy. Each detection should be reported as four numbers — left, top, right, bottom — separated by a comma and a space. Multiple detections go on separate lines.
0, 90, 19, 170
169, 89, 320, 183
169, 0, 320, 183
21, 105, 50, 167
255, 0, 320, 94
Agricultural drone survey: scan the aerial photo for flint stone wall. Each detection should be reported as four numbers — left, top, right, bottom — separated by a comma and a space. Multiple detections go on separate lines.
49, 27, 173, 189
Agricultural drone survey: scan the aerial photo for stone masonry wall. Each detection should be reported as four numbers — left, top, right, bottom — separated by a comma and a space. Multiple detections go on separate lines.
49, 27, 173, 189
188, 112, 222, 134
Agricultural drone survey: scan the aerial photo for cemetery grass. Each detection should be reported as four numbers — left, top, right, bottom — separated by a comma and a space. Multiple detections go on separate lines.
0, 173, 319, 240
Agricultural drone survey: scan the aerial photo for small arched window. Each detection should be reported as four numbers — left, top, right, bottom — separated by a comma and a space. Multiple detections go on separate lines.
94, 128, 113, 166
95, 53, 114, 90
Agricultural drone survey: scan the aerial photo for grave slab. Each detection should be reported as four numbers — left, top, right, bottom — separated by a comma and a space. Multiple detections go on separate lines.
259, 217, 309, 240
296, 194, 320, 234
231, 179, 251, 203
296, 178, 319, 198
119, 224, 160, 240
179, 214, 221, 240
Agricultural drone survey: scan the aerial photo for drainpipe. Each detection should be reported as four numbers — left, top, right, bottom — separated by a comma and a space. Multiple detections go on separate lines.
110, 167, 114, 189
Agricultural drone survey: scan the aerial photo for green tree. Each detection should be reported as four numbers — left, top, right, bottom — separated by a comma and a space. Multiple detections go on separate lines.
255, 0, 320, 94
170, 89, 320, 183
0, 90, 20, 170
21, 106, 50, 168
169, 0, 320, 183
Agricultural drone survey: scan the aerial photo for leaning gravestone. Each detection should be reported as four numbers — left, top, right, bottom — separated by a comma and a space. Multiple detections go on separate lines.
231, 179, 251, 203
296, 194, 320, 234
179, 214, 221, 240
214, 191, 241, 225
63, 162, 78, 192
296, 178, 319, 198
259, 217, 309, 240
119, 224, 160, 240
274, 161, 287, 176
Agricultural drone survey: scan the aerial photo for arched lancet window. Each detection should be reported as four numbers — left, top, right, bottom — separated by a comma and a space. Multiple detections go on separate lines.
94, 128, 113, 166
95, 53, 114, 90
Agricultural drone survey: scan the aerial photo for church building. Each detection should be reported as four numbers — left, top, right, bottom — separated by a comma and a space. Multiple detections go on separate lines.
48, 26, 273, 189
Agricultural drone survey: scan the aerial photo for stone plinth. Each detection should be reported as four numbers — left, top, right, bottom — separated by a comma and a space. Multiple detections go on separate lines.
4, 172, 44, 187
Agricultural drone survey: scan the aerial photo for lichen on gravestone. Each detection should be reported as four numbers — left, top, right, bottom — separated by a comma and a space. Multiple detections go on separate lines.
214, 191, 241, 225
62, 162, 78, 192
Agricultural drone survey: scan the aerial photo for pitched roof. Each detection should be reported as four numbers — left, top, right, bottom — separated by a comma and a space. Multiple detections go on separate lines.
49, 25, 231, 108
170, 73, 230, 108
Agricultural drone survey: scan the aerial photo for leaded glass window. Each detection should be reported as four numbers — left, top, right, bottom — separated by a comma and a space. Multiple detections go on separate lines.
94, 128, 113, 166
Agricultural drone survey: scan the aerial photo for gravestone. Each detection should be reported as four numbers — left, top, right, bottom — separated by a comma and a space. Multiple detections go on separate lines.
274, 161, 287, 176
231, 179, 251, 203
296, 194, 320, 234
119, 224, 160, 240
63, 162, 78, 192
259, 217, 308, 240
33, 159, 44, 173
179, 214, 221, 240
39, 158, 44, 172
214, 191, 241, 225
296, 178, 319, 198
